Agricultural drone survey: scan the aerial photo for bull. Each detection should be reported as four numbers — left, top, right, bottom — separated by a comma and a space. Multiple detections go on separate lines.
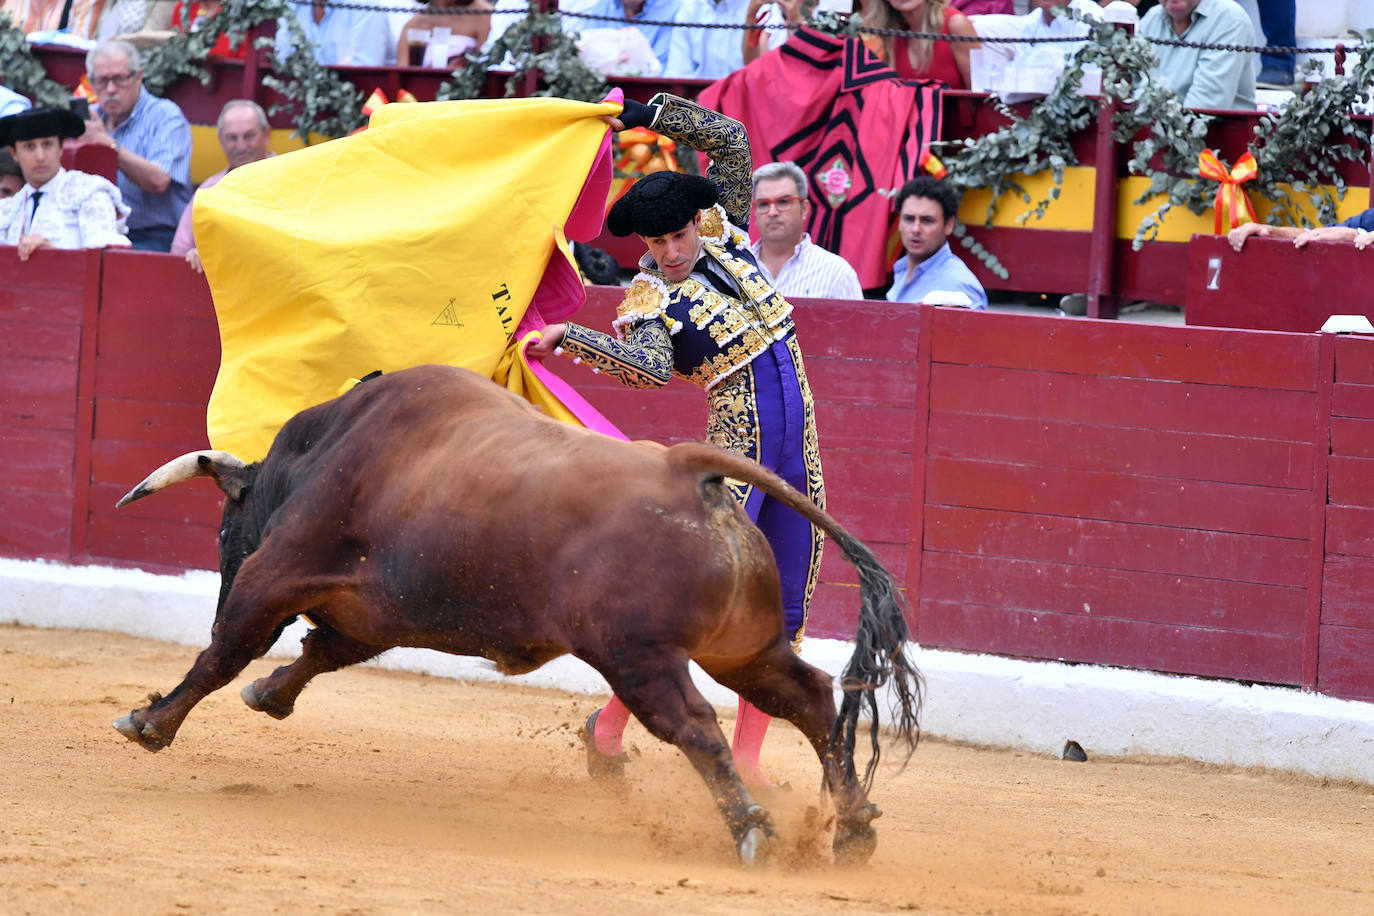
114, 364, 922, 865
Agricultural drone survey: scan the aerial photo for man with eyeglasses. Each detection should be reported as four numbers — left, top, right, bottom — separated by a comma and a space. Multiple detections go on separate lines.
749, 161, 863, 300
78, 39, 192, 252
527, 94, 826, 793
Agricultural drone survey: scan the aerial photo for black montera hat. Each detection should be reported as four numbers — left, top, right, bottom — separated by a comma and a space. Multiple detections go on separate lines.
606, 170, 720, 238
0, 107, 85, 148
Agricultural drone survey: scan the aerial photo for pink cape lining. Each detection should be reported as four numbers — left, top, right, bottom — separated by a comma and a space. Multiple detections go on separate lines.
514, 88, 630, 442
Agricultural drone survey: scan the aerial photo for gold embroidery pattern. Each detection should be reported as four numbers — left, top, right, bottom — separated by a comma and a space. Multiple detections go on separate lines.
561, 319, 673, 389
614, 277, 673, 336
704, 367, 761, 465
699, 206, 725, 242
786, 335, 826, 649
650, 93, 753, 228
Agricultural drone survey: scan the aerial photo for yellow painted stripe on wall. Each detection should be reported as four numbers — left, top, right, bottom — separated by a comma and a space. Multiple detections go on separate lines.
955, 166, 1374, 241
189, 126, 329, 185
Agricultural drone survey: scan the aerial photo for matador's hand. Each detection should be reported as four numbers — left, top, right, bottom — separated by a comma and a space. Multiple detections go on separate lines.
525, 324, 567, 362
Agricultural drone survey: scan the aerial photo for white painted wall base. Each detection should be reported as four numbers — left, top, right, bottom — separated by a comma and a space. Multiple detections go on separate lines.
4, 557, 1372, 785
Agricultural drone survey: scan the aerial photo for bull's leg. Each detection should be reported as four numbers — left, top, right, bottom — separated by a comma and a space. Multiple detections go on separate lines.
704, 642, 882, 866
114, 567, 327, 752
604, 652, 775, 865
241, 625, 381, 720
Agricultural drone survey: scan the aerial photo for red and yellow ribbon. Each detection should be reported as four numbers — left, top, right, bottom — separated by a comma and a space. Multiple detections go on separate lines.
72, 74, 98, 105
1198, 149, 1258, 234
919, 149, 947, 179
362, 88, 418, 118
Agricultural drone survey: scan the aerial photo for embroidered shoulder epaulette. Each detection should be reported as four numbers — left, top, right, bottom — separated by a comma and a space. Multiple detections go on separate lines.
613, 275, 680, 338
698, 204, 750, 249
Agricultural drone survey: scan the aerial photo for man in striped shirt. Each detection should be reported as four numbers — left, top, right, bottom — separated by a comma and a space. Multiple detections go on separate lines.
748, 161, 864, 300
78, 39, 192, 252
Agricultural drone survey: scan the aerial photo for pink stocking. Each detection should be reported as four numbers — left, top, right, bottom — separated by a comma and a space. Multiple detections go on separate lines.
593, 694, 632, 756
731, 697, 775, 789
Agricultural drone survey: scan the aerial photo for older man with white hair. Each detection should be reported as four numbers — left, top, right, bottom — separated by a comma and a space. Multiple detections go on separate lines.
78, 39, 193, 251
172, 100, 273, 273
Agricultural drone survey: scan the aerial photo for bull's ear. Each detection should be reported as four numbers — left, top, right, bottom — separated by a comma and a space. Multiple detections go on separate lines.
196, 454, 253, 502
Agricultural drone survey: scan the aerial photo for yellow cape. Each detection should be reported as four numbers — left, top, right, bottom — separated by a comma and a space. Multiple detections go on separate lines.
196, 95, 620, 461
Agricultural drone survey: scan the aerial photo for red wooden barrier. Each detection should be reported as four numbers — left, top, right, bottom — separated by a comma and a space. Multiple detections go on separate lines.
85, 251, 223, 572
1185, 234, 1371, 333
1320, 336, 1374, 701
0, 248, 100, 562
917, 310, 1322, 685
3, 257, 1373, 702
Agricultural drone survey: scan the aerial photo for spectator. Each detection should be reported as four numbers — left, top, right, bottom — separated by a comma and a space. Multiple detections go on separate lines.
971, 0, 1101, 66
97, 0, 175, 39
862, 0, 980, 90
0, 148, 22, 197
0, 106, 129, 261
1255, 0, 1295, 89
1227, 212, 1374, 252
740, 0, 797, 65
952, 0, 1013, 13
78, 39, 192, 252
172, 100, 272, 273
0, 83, 31, 117
886, 176, 987, 308
277, 0, 394, 67
749, 161, 863, 299
2, 0, 107, 37
664, 0, 777, 78
1137, 0, 1255, 110
397, 0, 494, 67
577, 0, 678, 73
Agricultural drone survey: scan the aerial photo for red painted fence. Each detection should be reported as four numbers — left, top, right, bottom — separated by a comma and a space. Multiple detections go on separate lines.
4, 250, 1372, 701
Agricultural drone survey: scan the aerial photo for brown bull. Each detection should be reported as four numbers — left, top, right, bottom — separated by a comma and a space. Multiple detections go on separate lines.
114, 364, 921, 865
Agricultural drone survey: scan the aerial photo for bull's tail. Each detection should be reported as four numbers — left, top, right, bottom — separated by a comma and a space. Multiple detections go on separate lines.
667, 441, 923, 794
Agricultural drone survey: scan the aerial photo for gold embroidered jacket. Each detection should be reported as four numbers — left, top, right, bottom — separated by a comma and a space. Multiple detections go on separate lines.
560, 94, 797, 392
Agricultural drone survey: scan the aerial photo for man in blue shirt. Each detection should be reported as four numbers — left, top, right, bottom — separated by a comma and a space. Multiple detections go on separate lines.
578, 0, 678, 73
886, 176, 987, 309
79, 40, 192, 253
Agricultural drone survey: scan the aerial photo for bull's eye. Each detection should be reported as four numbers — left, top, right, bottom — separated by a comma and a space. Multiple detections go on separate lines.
218, 527, 227, 544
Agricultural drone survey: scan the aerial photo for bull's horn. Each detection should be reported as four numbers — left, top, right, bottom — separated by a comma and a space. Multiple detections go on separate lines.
116, 450, 247, 508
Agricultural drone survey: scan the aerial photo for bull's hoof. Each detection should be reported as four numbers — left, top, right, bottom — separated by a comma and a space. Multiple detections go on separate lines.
241, 681, 294, 720
579, 710, 628, 781
113, 713, 171, 752
731, 805, 776, 867
833, 803, 882, 866
737, 824, 773, 866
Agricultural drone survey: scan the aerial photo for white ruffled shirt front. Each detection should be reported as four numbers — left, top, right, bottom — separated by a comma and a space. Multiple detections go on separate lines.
0, 168, 131, 251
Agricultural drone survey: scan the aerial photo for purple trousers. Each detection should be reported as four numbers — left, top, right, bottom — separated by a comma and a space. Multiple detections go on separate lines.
711, 336, 825, 641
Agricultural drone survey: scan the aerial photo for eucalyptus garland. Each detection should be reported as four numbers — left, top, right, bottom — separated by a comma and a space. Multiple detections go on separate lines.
937, 16, 1215, 247
0, 11, 72, 107
138, 0, 365, 139
1248, 34, 1374, 229
937, 15, 1374, 247
434, 4, 607, 102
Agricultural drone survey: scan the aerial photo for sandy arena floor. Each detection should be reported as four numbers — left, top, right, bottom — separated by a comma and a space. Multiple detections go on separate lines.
3, 625, 1372, 915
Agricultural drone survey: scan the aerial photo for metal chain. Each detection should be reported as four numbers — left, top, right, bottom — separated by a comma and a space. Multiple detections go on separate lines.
281, 0, 1355, 54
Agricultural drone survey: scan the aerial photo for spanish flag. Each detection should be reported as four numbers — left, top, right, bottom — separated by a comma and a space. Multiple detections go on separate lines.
195, 94, 624, 461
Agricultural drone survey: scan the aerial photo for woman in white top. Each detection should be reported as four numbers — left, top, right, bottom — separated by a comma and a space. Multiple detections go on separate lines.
0, 107, 130, 261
